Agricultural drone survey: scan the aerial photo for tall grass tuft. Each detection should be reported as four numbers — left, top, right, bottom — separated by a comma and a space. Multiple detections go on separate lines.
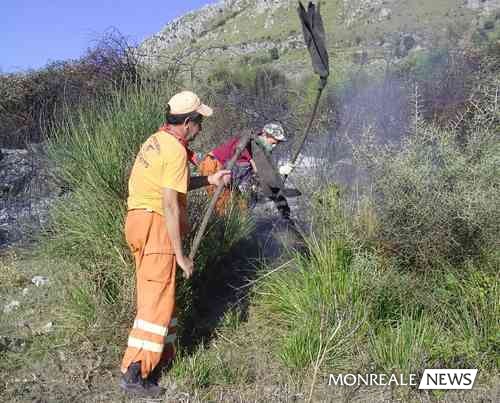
369, 314, 436, 376
171, 345, 215, 389
188, 192, 255, 271
175, 193, 254, 342
44, 82, 172, 327
258, 236, 366, 372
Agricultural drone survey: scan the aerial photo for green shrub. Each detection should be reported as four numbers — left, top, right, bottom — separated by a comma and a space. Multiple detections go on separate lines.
370, 271, 425, 323
269, 47, 280, 60
355, 105, 499, 269
483, 19, 495, 31
395, 45, 493, 125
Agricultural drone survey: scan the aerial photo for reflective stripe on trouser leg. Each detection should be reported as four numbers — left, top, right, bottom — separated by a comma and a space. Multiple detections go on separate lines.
121, 211, 177, 379
121, 252, 176, 378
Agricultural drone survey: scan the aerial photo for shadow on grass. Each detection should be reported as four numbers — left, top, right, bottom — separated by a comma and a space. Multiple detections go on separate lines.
179, 214, 308, 353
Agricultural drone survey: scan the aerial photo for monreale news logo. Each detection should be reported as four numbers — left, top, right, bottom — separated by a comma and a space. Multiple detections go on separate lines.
328, 369, 478, 390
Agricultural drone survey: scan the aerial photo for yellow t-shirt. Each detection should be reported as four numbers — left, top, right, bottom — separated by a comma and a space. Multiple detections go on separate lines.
127, 131, 189, 217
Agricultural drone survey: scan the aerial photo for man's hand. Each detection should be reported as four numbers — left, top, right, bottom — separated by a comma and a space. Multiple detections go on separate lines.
176, 254, 194, 279
279, 162, 294, 176
208, 169, 231, 187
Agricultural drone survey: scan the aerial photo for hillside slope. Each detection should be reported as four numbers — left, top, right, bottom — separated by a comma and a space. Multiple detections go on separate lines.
137, 0, 500, 75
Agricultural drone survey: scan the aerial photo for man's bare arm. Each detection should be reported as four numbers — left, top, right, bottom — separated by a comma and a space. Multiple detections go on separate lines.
162, 188, 193, 278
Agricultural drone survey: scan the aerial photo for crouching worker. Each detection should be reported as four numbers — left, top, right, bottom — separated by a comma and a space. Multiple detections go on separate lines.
199, 122, 292, 218
120, 91, 230, 397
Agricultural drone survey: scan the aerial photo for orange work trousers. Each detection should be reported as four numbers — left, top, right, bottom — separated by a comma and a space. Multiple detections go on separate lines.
198, 155, 247, 216
120, 210, 178, 379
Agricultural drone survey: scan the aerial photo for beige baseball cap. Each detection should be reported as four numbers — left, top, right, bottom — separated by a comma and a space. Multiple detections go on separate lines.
167, 91, 213, 117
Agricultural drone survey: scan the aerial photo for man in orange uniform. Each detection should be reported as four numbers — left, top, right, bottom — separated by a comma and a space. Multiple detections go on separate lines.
120, 91, 230, 397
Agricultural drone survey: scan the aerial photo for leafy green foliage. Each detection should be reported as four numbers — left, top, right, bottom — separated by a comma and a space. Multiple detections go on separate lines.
255, 175, 498, 384
356, 97, 499, 269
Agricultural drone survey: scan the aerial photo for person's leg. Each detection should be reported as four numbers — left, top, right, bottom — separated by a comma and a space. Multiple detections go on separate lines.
120, 212, 176, 396
199, 156, 232, 215
120, 252, 176, 378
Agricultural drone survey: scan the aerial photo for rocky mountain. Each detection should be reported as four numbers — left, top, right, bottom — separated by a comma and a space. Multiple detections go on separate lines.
137, 0, 500, 75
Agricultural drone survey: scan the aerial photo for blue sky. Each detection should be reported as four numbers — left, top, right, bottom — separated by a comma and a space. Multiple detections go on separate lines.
0, 0, 219, 73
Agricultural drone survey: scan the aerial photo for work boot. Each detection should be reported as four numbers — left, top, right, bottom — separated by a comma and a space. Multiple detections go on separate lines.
120, 362, 166, 397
